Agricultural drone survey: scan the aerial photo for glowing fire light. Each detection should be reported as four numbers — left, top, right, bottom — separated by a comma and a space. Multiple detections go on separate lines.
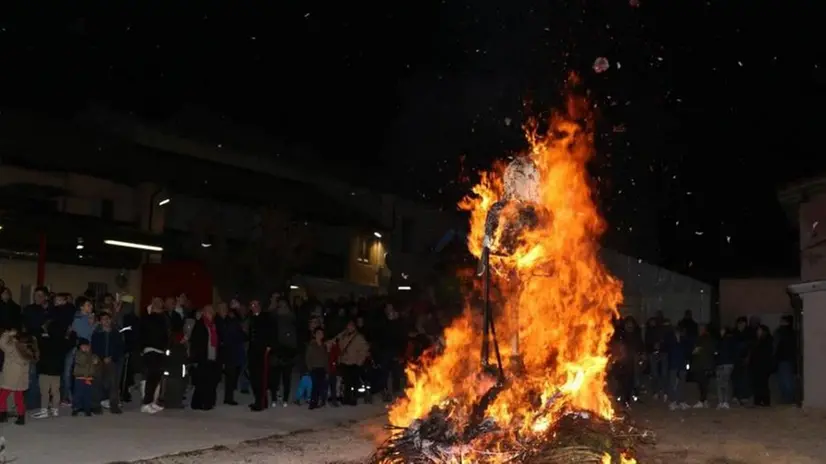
388, 74, 632, 462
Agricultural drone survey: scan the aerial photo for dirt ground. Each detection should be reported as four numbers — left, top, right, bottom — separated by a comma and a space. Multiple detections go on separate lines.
135, 403, 826, 464
634, 403, 826, 464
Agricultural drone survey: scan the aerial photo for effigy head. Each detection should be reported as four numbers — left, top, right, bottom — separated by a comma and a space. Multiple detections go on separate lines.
503, 156, 540, 203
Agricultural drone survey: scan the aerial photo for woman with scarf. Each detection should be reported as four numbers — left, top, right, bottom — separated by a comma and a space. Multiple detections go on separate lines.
189, 305, 221, 410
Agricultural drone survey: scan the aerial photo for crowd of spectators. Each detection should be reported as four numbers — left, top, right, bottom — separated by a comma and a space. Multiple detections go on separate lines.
0, 280, 449, 424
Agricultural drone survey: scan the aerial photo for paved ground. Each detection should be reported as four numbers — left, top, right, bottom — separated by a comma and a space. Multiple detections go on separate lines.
0, 391, 385, 464
4, 387, 821, 464
127, 401, 826, 464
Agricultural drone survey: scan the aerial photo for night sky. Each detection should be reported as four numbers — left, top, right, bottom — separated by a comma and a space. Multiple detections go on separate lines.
2, 1, 823, 281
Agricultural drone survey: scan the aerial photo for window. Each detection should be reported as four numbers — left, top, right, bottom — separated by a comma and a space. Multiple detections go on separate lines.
357, 236, 371, 263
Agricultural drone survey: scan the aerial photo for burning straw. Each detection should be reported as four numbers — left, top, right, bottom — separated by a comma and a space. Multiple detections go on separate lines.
370, 400, 654, 464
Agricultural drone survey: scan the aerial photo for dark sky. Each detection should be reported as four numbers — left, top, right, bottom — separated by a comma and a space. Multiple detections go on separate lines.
2, 1, 823, 281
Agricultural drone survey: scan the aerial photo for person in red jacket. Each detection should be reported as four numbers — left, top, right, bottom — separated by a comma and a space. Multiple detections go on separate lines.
326, 339, 340, 407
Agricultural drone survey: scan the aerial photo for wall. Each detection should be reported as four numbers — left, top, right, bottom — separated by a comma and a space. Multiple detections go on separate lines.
719, 277, 798, 324
347, 233, 386, 288
385, 197, 463, 288
0, 259, 141, 302
0, 166, 137, 223
601, 249, 713, 323
799, 191, 826, 281
141, 261, 212, 310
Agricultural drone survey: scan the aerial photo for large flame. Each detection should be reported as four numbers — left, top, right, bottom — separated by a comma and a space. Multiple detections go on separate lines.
389, 75, 626, 460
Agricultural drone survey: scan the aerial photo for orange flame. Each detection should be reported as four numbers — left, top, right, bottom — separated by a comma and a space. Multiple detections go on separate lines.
388, 75, 626, 461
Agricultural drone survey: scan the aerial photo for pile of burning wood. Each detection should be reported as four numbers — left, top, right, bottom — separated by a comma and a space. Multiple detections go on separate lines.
370, 400, 653, 464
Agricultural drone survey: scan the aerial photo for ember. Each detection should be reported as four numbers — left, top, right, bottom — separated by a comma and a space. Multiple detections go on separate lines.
372, 74, 652, 463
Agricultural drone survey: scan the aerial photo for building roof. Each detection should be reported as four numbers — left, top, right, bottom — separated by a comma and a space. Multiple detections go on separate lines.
776, 174, 826, 228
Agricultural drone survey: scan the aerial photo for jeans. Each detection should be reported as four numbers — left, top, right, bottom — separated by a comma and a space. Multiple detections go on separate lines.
97, 361, 122, 408
668, 369, 686, 403
649, 353, 668, 395
73, 378, 93, 412
776, 361, 795, 404
25, 364, 40, 409
62, 348, 77, 402
732, 363, 750, 401
309, 368, 327, 406
716, 364, 734, 404
238, 350, 250, 392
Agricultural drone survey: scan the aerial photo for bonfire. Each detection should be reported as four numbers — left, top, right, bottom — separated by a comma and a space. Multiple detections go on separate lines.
371, 74, 653, 464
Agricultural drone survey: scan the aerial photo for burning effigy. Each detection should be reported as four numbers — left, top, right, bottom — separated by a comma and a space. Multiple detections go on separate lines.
371, 75, 653, 464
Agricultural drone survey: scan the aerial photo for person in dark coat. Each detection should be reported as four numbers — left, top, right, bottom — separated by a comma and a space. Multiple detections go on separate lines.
139, 298, 169, 414
32, 319, 70, 419
715, 327, 737, 408
773, 315, 797, 404
216, 303, 245, 405
247, 299, 273, 411
270, 299, 297, 407
732, 317, 753, 404
189, 305, 221, 410
665, 326, 693, 410
376, 304, 407, 401
691, 324, 715, 408
0, 287, 22, 332
749, 325, 774, 407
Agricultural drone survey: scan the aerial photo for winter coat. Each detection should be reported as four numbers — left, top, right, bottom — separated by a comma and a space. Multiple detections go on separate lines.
71, 311, 97, 343
140, 312, 170, 353
272, 313, 298, 366
664, 331, 692, 372
73, 349, 99, 378
305, 341, 329, 371
0, 300, 21, 331
91, 328, 125, 363
774, 324, 797, 364
716, 333, 737, 366
691, 333, 716, 371
217, 315, 246, 367
247, 312, 273, 355
189, 319, 219, 364
336, 329, 369, 366
0, 331, 39, 391
37, 324, 71, 376
21, 304, 48, 336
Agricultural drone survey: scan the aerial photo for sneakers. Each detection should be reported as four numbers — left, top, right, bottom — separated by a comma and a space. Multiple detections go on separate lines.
679, 402, 690, 410
31, 409, 50, 419
50, 407, 59, 417
140, 403, 164, 414
668, 401, 679, 411
101, 400, 111, 409
662, 394, 668, 403
717, 402, 730, 409
692, 401, 708, 409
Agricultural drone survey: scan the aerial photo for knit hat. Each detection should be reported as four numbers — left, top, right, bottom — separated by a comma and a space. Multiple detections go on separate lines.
77, 338, 91, 348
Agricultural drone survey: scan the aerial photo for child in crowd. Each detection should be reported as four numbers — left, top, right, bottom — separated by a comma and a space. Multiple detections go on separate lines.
34, 321, 70, 419
305, 328, 329, 410
91, 312, 124, 414
0, 329, 39, 425
72, 338, 99, 416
